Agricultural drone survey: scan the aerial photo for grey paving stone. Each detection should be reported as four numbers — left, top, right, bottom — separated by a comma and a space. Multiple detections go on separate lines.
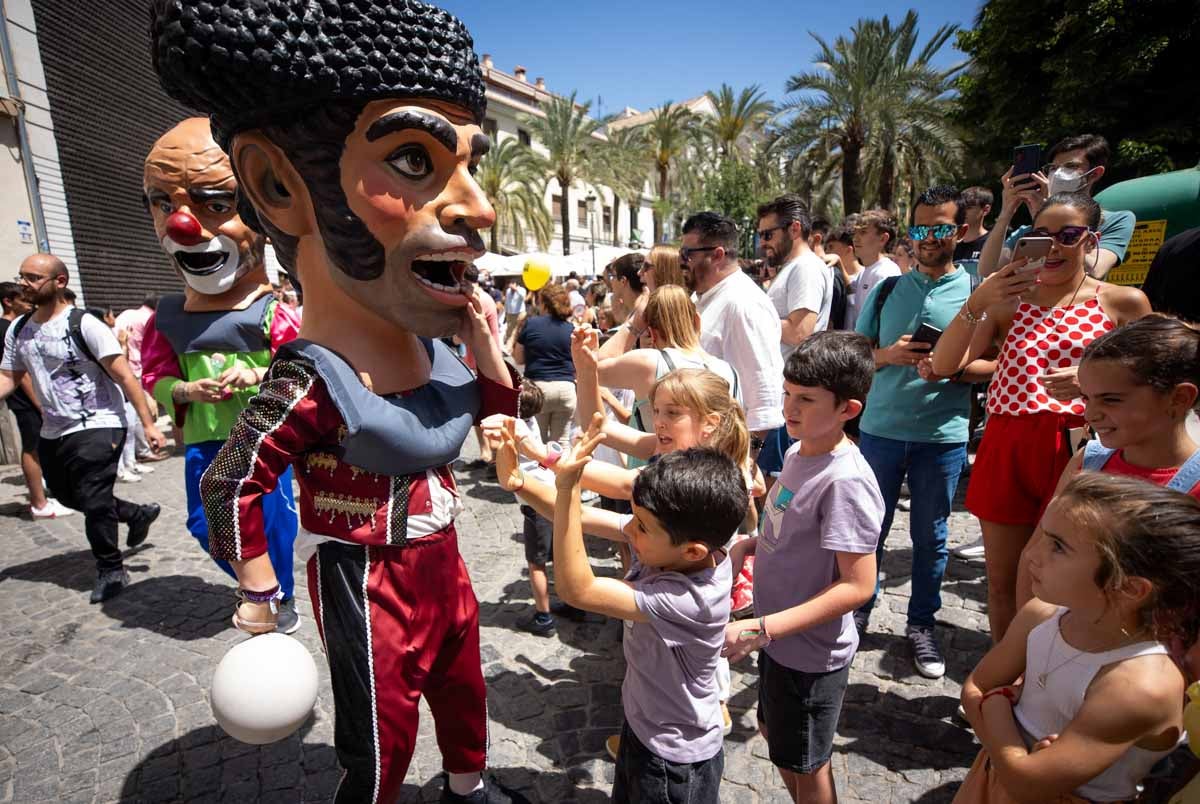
0, 438, 993, 802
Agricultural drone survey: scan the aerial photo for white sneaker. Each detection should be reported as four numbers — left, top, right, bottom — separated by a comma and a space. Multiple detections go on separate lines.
133, 463, 156, 474
117, 470, 142, 483
953, 538, 986, 560
31, 499, 76, 519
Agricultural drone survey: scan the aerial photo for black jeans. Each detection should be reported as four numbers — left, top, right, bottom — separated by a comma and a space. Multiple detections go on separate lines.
611, 720, 723, 804
38, 428, 138, 572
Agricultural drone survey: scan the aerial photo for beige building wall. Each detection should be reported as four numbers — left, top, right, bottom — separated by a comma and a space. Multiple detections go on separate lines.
0, 118, 36, 272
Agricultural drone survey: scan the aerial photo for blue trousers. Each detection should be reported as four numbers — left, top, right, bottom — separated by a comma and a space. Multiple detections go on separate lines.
857, 432, 967, 628
185, 440, 298, 599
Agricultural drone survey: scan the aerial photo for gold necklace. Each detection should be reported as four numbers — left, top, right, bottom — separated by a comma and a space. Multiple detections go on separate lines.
1038, 612, 1146, 689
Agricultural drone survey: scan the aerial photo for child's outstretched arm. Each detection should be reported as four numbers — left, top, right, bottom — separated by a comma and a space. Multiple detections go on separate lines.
552, 429, 648, 623
486, 419, 626, 543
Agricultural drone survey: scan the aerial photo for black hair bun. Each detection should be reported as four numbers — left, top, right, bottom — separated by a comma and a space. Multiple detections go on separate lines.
151, 0, 487, 148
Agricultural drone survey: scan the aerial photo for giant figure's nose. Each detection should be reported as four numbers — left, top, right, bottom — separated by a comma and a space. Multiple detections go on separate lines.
166, 210, 204, 246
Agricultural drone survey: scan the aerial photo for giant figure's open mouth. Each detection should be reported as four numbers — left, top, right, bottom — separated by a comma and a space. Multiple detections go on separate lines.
174, 249, 230, 276
410, 251, 474, 294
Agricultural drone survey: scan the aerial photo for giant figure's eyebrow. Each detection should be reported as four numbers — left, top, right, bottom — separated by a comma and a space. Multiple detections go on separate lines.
470, 133, 491, 159
366, 110, 458, 154
188, 188, 236, 202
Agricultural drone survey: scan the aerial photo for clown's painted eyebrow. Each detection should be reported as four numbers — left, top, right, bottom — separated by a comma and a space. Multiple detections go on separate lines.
366, 110, 457, 154
188, 188, 236, 203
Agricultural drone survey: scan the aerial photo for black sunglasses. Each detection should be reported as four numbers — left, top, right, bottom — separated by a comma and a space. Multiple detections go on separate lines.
679, 246, 721, 265
757, 226, 787, 242
1029, 225, 1094, 246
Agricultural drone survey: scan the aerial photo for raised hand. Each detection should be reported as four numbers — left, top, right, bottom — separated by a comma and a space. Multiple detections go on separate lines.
571, 326, 601, 376
488, 418, 524, 492
966, 257, 1039, 314
552, 416, 607, 489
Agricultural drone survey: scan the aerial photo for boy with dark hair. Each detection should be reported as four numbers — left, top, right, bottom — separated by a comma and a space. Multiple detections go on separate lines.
492, 420, 744, 804
982, 132, 1133, 280
954, 186, 993, 271
722, 330, 884, 804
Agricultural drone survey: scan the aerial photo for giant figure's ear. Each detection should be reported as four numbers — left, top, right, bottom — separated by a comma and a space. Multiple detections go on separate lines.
230, 132, 312, 238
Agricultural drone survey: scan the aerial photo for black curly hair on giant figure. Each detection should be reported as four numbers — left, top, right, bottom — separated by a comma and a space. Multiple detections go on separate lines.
150, 0, 488, 282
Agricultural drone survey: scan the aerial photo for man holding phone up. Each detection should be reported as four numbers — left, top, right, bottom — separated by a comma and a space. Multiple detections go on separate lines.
978, 134, 1134, 280
853, 187, 995, 679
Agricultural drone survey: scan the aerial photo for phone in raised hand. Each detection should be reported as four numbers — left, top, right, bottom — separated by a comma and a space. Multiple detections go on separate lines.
1012, 143, 1044, 185
1011, 236, 1053, 272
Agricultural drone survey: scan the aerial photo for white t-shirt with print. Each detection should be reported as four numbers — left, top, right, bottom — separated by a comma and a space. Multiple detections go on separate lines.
1, 308, 125, 438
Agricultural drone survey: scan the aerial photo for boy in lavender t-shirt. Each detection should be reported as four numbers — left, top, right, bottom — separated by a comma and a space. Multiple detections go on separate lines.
543, 439, 748, 804
724, 331, 884, 804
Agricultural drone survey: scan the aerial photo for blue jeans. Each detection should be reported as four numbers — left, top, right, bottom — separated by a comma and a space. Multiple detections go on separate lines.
857, 432, 967, 628
185, 440, 298, 599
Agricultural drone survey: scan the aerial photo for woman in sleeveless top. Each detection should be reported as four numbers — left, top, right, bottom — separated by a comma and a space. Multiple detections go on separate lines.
956, 473, 1197, 804
931, 193, 1150, 641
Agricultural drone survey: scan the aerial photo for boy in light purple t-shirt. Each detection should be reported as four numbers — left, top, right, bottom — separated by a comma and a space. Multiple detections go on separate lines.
506, 433, 748, 804
724, 331, 884, 804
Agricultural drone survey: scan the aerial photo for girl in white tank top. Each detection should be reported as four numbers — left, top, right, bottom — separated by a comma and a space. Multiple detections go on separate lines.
955, 472, 1200, 803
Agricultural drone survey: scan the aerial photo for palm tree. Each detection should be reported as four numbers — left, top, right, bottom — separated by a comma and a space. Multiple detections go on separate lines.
475, 138, 552, 254
778, 11, 961, 214
644, 102, 694, 243
521, 92, 600, 255
596, 125, 651, 246
705, 83, 775, 161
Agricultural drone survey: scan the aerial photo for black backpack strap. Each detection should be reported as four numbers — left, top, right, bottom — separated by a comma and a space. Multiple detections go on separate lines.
67, 308, 101, 365
873, 275, 902, 323
11, 312, 30, 341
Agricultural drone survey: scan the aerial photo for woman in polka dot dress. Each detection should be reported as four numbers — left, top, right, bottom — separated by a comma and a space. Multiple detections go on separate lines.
930, 192, 1150, 641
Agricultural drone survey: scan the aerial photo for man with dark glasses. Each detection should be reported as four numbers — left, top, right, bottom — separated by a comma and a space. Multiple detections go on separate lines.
685, 212, 784, 446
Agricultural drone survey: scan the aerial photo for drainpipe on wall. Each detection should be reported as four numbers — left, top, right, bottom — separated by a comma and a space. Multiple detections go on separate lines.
0, 0, 50, 253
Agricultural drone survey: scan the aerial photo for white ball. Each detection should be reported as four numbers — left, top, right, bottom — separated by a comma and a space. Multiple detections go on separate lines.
211, 633, 319, 744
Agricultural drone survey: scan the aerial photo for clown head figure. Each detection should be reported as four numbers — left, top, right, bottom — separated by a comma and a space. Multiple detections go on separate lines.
143, 118, 269, 311
152, 0, 496, 339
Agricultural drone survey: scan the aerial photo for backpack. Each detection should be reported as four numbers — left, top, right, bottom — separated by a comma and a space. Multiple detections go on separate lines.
12, 308, 101, 365
1081, 439, 1200, 493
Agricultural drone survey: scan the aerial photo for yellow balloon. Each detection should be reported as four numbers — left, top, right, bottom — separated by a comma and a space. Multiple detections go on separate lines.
523, 259, 551, 291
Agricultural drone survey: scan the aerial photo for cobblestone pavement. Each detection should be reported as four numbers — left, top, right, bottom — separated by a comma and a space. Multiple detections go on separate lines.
0, 439, 989, 803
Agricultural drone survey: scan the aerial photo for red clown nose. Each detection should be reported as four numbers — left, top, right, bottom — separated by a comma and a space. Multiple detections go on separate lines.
165, 211, 204, 246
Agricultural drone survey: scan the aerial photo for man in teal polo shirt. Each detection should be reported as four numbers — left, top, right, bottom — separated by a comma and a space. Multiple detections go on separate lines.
854, 186, 995, 678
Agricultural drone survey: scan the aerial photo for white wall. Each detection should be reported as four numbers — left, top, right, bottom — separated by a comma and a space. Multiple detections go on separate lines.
0, 118, 35, 271
3, 0, 82, 302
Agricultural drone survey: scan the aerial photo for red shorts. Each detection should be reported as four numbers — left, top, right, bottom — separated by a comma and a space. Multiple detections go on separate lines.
965, 412, 1082, 526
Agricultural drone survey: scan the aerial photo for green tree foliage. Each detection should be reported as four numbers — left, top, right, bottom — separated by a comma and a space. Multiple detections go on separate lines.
704, 83, 775, 161
645, 102, 696, 243
475, 138, 552, 254
522, 92, 600, 255
954, 0, 1200, 184
697, 159, 764, 257
595, 126, 651, 246
778, 10, 961, 214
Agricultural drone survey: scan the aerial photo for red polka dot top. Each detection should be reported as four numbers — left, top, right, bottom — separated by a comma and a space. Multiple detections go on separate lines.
987, 297, 1114, 417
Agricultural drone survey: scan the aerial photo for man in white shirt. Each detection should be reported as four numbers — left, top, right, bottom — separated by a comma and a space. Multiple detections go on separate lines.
502, 279, 526, 353
851, 209, 901, 328
757, 194, 833, 359
0, 254, 167, 604
683, 211, 784, 445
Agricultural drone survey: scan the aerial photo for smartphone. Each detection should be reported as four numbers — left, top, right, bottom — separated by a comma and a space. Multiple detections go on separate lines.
1012, 236, 1053, 266
911, 322, 943, 347
1012, 143, 1044, 180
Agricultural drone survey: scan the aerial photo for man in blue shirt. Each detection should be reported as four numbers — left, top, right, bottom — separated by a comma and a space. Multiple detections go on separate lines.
854, 187, 994, 679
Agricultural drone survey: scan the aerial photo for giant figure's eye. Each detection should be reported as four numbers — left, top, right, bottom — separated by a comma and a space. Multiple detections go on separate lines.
388, 145, 433, 180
